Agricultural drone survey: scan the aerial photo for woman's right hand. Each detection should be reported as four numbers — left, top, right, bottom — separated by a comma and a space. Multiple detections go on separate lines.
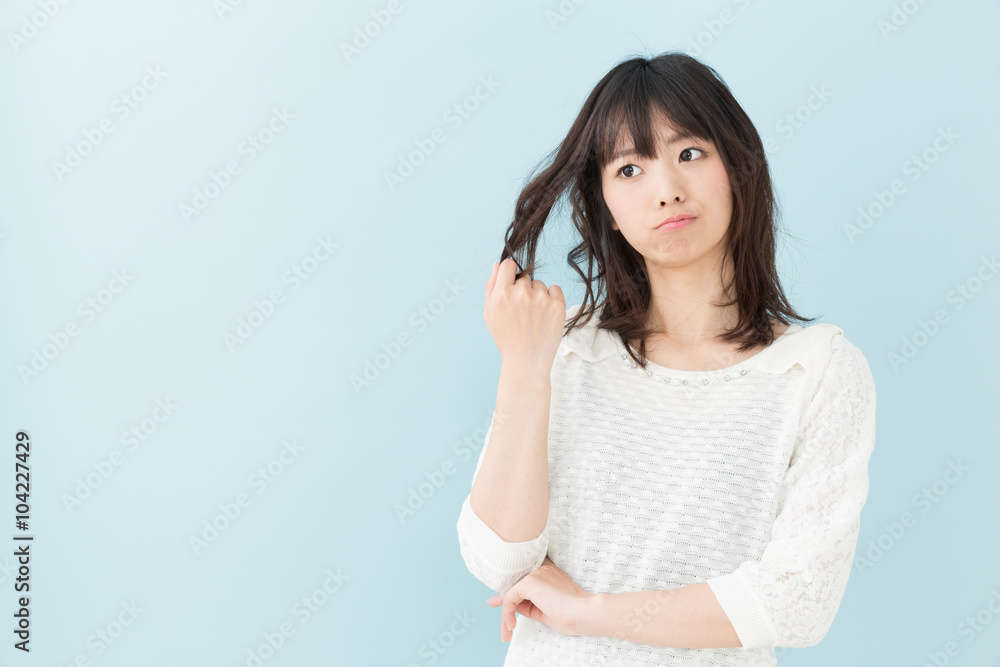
483, 258, 566, 372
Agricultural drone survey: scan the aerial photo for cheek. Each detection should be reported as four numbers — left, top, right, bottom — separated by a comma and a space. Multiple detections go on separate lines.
600, 181, 616, 207
602, 185, 625, 223
709, 166, 733, 202
605, 184, 642, 215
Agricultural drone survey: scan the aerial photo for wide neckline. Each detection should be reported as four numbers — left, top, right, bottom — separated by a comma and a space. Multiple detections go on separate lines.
616, 324, 804, 379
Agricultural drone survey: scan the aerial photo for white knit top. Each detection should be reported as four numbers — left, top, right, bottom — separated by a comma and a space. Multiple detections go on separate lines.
456, 304, 877, 666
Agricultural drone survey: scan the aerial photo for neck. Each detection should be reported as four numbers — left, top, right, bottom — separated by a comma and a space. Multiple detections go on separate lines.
643, 254, 738, 346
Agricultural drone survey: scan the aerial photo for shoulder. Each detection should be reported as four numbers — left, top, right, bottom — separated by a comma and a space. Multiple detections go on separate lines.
758, 322, 864, 376
770, 323, 876, 414
748, 321, 877, 407
823, 331, 876, 400
555, 303, 619, 362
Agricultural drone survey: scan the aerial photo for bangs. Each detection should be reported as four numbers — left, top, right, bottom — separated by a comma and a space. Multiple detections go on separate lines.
591, 73, 712, 171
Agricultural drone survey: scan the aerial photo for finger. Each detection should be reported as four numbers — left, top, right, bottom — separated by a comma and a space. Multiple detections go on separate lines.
484, 261, 499, 300
502, 587, 523, 642
513, 267, 535, 288
514, 600, 534, 617
483, 262, 500, 317
497, 257, 518, 286
514, 258, 534, 287
491, 258, 516, 303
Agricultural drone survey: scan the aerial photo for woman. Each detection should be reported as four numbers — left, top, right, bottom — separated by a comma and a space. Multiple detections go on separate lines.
456, 51, 876, 666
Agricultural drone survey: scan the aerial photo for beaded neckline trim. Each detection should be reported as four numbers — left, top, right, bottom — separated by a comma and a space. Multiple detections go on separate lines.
619, 352, 751, 387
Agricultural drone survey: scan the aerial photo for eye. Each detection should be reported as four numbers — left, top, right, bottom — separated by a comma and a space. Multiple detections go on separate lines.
613, 146, 707, 179
680, 147, 705, 162
615, 163, 643, 179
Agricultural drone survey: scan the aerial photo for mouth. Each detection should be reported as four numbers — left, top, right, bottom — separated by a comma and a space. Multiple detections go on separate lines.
656, 215, 696, 231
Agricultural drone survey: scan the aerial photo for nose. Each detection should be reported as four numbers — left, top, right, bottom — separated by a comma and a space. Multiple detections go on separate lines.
656, 166, 685, 206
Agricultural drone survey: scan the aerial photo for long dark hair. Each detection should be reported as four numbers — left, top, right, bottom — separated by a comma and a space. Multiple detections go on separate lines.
498, 50, 816, 369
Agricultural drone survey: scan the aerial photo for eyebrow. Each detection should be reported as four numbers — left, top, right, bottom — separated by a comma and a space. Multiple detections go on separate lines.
608, 132, 699, 163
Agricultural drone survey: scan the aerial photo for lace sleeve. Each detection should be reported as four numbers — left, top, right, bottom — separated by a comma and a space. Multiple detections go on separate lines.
706, 334, 877, 648
456, 409, 549, 594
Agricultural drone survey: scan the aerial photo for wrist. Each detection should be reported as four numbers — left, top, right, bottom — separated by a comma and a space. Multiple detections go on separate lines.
578, 592, 609, 638
500, 358, 553, 381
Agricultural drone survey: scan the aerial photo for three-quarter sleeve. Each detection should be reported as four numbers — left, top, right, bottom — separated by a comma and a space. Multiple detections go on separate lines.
456, 409, 550, 594
705, 334, 877, 648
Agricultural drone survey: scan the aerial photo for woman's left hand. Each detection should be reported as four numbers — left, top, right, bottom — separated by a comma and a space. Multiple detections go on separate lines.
486, 556, 598, 642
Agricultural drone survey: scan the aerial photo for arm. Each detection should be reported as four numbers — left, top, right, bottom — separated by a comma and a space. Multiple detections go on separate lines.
580, 334, 877, 649
457, 362, 552, 593
704, 335, 877, 648
582, 582, 742, 648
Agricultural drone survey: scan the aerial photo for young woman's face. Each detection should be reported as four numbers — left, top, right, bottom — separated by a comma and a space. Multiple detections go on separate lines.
600, 118, 733, 272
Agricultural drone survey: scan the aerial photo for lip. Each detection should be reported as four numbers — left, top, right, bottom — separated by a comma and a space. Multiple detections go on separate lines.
656, 215, 696, 231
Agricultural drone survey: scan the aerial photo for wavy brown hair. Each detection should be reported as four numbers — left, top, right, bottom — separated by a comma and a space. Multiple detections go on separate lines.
497, 50, 816, 369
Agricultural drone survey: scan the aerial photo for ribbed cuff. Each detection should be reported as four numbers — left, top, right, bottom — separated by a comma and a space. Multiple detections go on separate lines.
457, 495, 548, 572
706, 570, 780, 649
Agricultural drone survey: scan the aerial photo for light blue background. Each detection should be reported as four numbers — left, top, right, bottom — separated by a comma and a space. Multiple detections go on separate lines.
1, 0, 998, 665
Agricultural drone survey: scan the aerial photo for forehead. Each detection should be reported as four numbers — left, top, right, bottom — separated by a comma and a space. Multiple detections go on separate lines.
599, 105, 706, 166
610, 128, 698, 158
613, 113, 678, 143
